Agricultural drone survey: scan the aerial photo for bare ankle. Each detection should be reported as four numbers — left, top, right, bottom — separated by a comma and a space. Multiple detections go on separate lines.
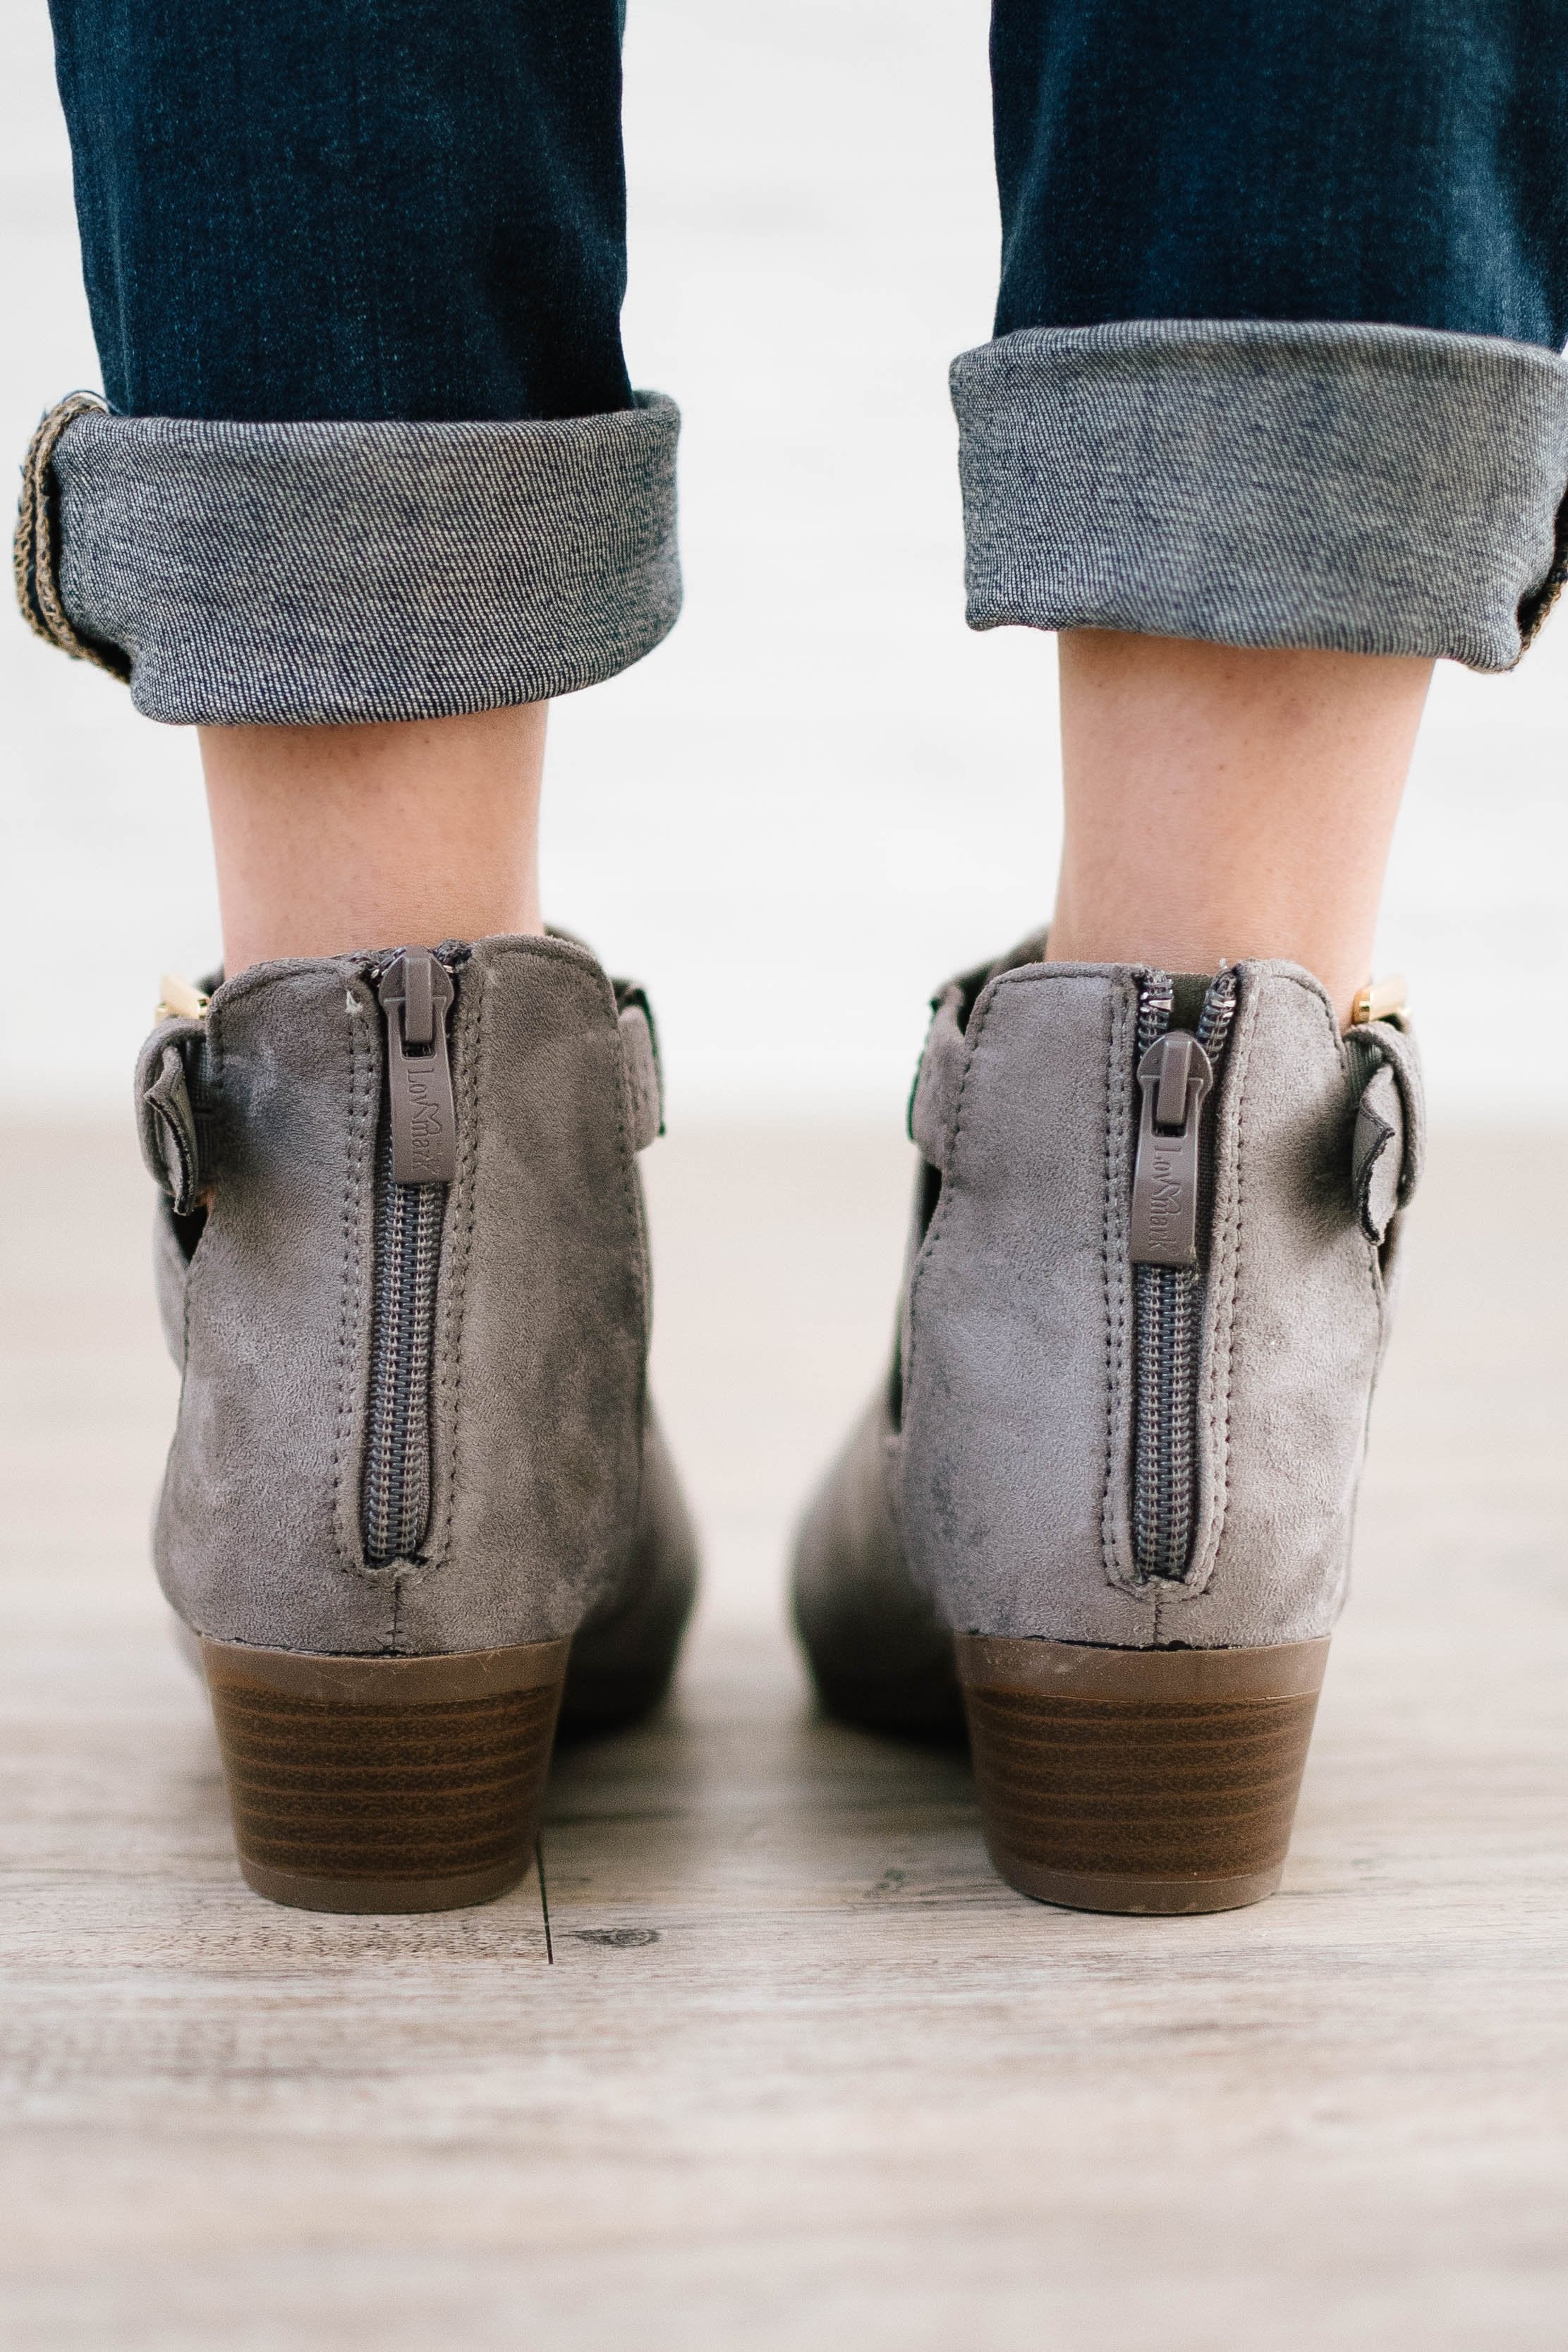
1047, 630, 1430, 1027
200, 703, 548, 972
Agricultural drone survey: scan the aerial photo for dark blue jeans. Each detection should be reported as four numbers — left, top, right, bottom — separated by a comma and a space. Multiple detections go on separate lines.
23, 0, 1568, 725
48, 0, 1568, 423
48, 0, 634, 421
992, 0, 1568, 353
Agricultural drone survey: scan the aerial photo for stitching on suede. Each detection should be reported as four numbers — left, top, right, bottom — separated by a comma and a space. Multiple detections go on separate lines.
426, 937, 647, 1597
537, 938, 651, 1552
1222, 1023, 1248, 1578
904, 964, 1074, 1618
1099, 981, 1131, 1589
176, 993, 224, 1482
904, 966, 1009, 1398
1098, 992, 1115, 1580
331, 981, 375, 1575
428, 947, 485, 1573
1190, 971, 1255, 1599
497, 935, 647, 1337
600, 960, 649, 1356
901, 963, 1019, 1587
599, 954, 652, 1548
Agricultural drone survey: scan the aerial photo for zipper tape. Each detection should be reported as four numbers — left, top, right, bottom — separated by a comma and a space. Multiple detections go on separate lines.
1129, 969, 1237, 1583
363, 949, 459, 1565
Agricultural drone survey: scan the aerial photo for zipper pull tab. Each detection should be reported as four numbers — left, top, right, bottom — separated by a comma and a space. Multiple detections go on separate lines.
1129, 1030, 1215, 1268
378, 950, 457, 1184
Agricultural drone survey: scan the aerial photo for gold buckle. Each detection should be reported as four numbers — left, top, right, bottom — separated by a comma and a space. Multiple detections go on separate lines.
1349, 973, 1408, 1027
154, 973, 210, 1022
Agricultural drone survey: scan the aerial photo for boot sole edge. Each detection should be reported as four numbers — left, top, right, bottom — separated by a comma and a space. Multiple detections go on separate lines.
197, 1634, 570, 1915
956, 1634, 1330, 1917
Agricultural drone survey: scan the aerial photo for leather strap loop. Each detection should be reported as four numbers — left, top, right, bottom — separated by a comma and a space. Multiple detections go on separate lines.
1348, 1016, 1426, 1244
135, 1020, 209, 1213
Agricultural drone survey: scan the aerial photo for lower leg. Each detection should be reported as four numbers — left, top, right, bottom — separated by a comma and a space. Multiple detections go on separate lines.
1046, 631, 1431, 1029
200, 704, 547, 975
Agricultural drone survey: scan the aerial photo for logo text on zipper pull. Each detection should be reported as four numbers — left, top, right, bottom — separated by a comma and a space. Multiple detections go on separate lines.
378, 950, 458, 1186
1129, 1030, 1215, 1268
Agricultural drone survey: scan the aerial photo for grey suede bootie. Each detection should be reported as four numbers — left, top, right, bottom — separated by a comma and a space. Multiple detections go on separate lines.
794, 938, 1422, 1915
137, 932, 698, 1912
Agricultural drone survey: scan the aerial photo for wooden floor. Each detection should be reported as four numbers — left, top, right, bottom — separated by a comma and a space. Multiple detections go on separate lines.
2, 1120, 1565, 2350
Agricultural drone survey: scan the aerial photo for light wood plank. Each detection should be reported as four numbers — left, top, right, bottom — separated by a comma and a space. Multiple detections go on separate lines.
1, 1121, 1564, 2350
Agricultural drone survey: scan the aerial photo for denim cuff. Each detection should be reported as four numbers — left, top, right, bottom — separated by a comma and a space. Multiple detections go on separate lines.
16, 392, 681, 723
951, 320, 1568, 671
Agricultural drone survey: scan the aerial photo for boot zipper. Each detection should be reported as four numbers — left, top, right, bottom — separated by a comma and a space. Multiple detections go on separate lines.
1128, 969, 1237, 1581
363, 949, 458, 1566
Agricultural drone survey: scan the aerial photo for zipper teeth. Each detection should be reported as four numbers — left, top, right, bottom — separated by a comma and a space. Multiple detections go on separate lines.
1131, 969, 1235, 1582
361, 945, 459, 1570
1136, 973, 1174, 1059
363, 1133, 447, 1565
1196, 966, 1238, 1059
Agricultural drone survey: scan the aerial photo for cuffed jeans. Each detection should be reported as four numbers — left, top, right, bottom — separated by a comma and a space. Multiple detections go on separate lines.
18, 0, 1568, 723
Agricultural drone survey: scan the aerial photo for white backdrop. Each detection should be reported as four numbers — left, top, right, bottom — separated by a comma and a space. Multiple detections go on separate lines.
4, 0, 1565, 1119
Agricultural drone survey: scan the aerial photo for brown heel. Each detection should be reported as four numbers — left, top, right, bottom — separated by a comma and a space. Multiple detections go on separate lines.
956, 1635, 1329, 1915
199, 1637, 570, 1914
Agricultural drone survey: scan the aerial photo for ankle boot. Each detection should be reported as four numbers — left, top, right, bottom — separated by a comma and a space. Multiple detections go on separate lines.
794, 938, 1422, 1914
136, 933, 698, 1912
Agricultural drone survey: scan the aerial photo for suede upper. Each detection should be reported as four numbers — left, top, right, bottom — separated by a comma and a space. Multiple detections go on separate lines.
796, 950, 1421, 1684
144, 932, 692, 1661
